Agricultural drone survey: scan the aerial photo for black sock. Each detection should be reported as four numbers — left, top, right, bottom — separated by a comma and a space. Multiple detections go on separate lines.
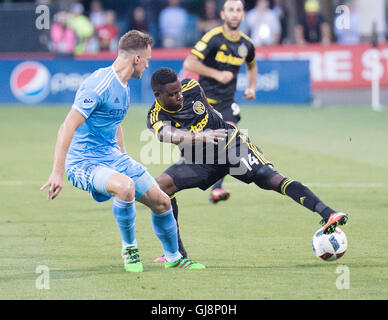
171, 197, 188, 258
280, 178, 335, 221
212, 178, 224, 190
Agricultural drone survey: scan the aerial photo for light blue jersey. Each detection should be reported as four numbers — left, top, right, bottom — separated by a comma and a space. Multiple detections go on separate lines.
66, 66, 130, 165
65, 66, 154, 202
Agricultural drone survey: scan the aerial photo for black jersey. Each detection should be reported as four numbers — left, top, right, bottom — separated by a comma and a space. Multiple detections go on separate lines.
147, 78, 235, 135
191, 26, 256, 106
147, 78, 245, 164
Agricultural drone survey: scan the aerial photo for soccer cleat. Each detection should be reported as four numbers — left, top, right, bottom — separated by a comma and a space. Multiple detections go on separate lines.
209, 188, 230, 204
321, 212, 348, 234
153, 255, 166, 263
121, 246, 143, 272
165, 258, 206, 270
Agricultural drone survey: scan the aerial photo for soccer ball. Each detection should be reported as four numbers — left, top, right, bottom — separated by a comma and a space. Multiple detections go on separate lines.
312, 227, 347, 261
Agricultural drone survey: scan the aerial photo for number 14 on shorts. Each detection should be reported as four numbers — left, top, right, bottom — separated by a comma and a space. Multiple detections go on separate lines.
241, 154, 259, 171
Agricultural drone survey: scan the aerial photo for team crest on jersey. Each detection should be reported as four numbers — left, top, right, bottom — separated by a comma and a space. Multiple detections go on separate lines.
194, 41, 207, 52
193, 101, 205, 115
238, 43, 248, 58
220, 44, 227, 51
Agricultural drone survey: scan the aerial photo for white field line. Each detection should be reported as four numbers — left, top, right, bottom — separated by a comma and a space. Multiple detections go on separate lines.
305, 183, 385, 188
222, 182, 385, 188
0, 181, 385, 188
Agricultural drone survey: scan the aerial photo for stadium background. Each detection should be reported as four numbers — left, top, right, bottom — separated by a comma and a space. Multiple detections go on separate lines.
0, 0, 388, 301
0, 0, 387, 105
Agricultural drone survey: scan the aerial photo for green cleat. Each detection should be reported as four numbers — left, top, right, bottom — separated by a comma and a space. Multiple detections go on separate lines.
121, 246, 143, 273
165, 257, 206, 270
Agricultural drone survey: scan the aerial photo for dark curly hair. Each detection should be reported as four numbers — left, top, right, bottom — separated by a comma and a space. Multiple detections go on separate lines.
151, 67, 178, 92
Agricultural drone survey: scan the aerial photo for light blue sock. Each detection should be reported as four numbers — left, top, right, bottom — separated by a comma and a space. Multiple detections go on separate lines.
151, 208, 181, 263
112, 198, 137, 249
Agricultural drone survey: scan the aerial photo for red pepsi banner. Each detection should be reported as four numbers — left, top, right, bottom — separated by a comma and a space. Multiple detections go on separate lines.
254, 43, 388, 89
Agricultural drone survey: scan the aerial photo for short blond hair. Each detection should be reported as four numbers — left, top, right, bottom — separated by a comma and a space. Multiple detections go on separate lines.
118, 30, 153, 55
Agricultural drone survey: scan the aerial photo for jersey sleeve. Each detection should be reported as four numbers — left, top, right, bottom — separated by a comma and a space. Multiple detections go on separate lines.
146, 106, 171, 136
181, 78, 201, 97
245, 40, 256, 66
72, 84, 101, 119
191, 30, 219, 61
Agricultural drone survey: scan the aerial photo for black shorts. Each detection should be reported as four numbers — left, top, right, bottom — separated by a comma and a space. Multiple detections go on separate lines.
165, 160, 229, 191
212, 100, 241, 124
164, 139, 278, 191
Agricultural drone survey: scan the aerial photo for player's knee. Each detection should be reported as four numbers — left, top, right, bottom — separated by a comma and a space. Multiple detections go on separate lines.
117, 179, 135, 202
155, 173, 176, 196
108, 174, 135, 202
268, 174, 286, 192
153, 192, 171, 214
253, 165, 283, 191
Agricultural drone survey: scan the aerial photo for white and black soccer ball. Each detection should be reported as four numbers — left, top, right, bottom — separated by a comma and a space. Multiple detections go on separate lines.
312, 227, 348, 261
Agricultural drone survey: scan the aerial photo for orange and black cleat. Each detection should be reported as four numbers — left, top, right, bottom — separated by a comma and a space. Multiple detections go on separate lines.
322, 212, 348, 234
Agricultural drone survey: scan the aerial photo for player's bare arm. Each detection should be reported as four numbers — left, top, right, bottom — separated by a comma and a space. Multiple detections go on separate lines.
244, 61, 257, 100
40, 109, 85, 200
116, 124, 127, 153
200, 86, 223, 119
157, 125, 227, 145
183, 54, 233, 84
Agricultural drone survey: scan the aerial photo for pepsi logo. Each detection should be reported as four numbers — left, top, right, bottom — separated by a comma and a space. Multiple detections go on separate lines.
10, 61, 51, 104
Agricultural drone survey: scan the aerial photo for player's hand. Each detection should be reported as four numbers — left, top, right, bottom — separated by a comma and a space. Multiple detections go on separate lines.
40, 172, 63, 200
215, 71, 234, 84
196, 129, 227, 145
244, 88, 256, 100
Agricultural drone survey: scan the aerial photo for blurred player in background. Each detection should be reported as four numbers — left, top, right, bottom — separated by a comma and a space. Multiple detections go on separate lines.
41, 30, 205, 272
148, 67, 349, 262
184, 0, 257, 204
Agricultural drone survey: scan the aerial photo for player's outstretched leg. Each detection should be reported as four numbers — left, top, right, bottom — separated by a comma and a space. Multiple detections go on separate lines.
210, 178, 230, 204
278, 177, 348, 234
252, 165, 348, 234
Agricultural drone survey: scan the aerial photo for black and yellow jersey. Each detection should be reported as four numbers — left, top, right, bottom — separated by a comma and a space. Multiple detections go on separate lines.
147, 78, 235, 135
146, 78, 244, 163
146, 78, 269, 166
191, 26, 256, 106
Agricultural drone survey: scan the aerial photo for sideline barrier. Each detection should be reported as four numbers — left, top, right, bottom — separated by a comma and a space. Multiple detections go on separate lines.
0, 59, 310, 105
73, 42, 388, 89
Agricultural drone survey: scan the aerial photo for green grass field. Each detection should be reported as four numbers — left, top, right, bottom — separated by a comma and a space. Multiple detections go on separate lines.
1, 104, 387, 300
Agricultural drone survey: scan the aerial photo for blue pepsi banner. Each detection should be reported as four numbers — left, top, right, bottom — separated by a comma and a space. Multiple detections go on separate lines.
236, 60, 311, 104
0, 59, 310, 105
